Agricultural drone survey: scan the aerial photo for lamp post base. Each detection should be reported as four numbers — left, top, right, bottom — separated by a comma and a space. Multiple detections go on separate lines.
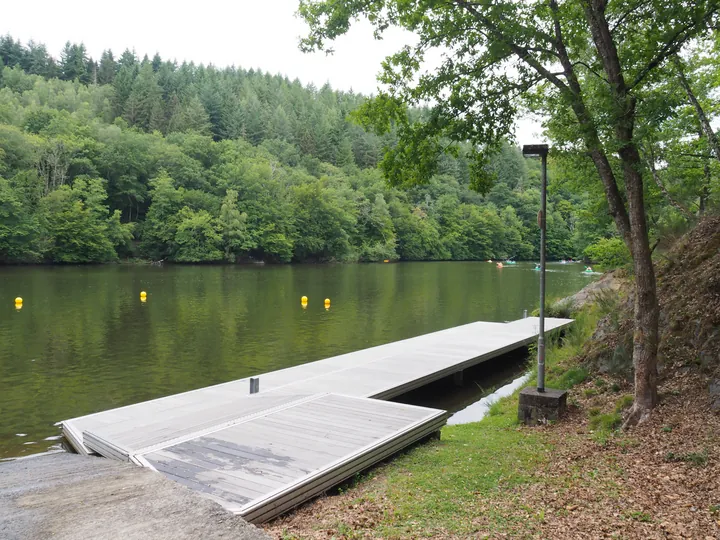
518, 387, 567, 426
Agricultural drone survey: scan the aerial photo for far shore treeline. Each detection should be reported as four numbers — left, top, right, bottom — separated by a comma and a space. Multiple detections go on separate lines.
1, 37, 612, 264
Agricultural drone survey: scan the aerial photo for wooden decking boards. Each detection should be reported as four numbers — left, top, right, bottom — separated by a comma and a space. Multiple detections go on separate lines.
135, 395, 447, 523
60, 316, 572, 522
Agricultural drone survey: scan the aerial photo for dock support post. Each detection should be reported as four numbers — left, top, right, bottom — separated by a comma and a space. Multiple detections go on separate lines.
453, 370, 464, 386
523, 309, 528, 319
250, 378, 259, 394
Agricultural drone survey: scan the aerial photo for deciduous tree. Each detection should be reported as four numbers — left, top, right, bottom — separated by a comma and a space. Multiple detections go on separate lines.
298, 0, 720, 423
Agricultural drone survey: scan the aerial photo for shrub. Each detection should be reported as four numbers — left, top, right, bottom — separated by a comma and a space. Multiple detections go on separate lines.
583, 237, 631, 268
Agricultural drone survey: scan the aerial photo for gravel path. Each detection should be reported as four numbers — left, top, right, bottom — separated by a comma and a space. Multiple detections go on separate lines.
0, 451, 270, 540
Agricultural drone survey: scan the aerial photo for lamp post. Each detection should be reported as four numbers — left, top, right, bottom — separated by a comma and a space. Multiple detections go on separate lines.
522, 144, 549, 393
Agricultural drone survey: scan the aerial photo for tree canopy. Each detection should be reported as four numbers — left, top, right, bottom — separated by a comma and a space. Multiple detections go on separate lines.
0, 35, 594, 265
297, 0, 720, 423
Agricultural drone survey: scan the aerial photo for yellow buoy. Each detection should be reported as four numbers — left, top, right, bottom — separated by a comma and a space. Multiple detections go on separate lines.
140, 291, 147, 298
14, 297, 22, 304
383, 259, 390, 263
324, 298, 331, 306
301, 295, 308, 303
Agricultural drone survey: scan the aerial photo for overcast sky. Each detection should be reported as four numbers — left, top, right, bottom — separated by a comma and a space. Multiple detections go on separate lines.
1, 0, 543, 142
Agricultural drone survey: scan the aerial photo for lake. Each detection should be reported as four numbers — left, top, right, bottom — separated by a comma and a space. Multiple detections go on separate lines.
0, 261, 593, 458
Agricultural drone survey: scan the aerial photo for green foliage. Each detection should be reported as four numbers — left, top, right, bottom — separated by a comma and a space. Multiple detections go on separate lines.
219, 189, 253, 262
0, 34, 598, 264
291, 181, 355, 261
584, 237, 631, 268
615, 395, 634, 413
625, 511, 652, 523
588, 412, 622, 432
37, 178, 120, 262
665, 449, 708, 466
173, 207, 223, 262
556, 367, 589, 389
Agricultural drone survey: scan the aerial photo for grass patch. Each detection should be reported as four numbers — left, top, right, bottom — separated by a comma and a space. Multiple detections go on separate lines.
664, 450, 708, 467
557, 367, 589, 389
368, 398, 549, 537
615, 395, 634, 413
589, 412, 622, 432
624, 510, 652, 522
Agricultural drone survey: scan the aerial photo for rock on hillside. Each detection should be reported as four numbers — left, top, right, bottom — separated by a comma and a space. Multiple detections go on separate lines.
582, 217, 720, 399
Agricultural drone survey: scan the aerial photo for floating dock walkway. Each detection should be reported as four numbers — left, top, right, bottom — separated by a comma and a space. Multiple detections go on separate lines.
61, 316, 572, 523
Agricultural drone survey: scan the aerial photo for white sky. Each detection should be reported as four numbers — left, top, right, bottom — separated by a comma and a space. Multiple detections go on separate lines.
1, 0, 543, 142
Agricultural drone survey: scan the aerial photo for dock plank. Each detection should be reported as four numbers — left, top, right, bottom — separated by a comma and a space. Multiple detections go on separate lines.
138, 394, 448, 522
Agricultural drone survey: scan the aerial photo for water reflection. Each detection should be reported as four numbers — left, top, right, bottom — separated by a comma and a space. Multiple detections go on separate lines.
0, 262, 591, 457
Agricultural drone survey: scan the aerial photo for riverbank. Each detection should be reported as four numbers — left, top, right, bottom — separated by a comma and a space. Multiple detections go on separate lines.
0, 452, 269, 540
267, 218, 720, 539
268, 311, 720, 540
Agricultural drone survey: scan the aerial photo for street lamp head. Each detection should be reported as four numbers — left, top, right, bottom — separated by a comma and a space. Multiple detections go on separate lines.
522, 144, 549, 158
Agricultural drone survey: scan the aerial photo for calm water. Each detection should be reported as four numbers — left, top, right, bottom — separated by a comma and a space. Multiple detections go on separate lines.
0, 262, 593, 458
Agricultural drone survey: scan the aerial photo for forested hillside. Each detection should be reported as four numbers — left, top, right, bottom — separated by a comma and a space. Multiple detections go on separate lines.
1, 36, 597, 263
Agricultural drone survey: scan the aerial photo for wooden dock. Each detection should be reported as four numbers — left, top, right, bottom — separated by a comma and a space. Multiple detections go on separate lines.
61, 316, 572, 522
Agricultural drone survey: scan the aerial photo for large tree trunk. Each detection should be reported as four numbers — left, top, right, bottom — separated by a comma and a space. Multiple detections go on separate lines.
584, 1, 660, 424
620, 145, 660, 424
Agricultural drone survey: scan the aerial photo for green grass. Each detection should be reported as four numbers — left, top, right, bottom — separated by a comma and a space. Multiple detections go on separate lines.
373, 401, 548, 537
625, 510, 652, 522
589, 412, 622, 432
615, 395, 634, 413
664, 449, 708, 467
330, 304, 608, 537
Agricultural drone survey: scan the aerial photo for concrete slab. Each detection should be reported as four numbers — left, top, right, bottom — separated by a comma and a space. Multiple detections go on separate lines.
0, 452, 270, 540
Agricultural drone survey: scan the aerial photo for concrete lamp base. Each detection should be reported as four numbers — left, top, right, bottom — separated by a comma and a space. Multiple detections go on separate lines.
518, 387, 568, 426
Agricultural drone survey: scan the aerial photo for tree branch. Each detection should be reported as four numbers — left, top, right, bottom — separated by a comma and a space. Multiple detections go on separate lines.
452, 0, 570, 93
645, 144, 693, 219
610, 0, 653, 34
571, 60, 609, 83
672, 53, 720, 163
629, 7, 720, 90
